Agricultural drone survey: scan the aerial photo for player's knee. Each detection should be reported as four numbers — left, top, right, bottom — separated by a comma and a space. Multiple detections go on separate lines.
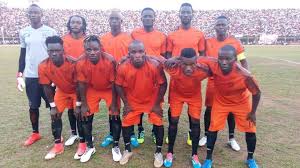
190, 117, 200, 125
29, 108, 39, 113
169, 117, 179, 129
246, 132, 256, 140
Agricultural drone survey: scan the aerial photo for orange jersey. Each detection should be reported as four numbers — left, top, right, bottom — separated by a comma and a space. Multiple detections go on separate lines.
38, 58, 76, 94
165, 63, 209, 99
115, 57, 166, 107
62, 34, 85, 59
205, 36, 244, 58
100, 32, 132, 62
202, 57, 260, 108
76, 53, 116, 91
167, 27, 205, 57
204, 37, 245, 106
131, 28, 167, 57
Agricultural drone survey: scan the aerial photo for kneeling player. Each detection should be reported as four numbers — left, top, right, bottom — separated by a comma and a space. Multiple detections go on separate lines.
76, 35, 120, 163
200, 45, 261, 168
163, 48, 209, 168
38, 36, 80, 160
115, 41, 167, 167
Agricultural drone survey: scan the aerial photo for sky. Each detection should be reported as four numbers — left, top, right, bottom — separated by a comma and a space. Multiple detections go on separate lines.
2, 0, 300, 10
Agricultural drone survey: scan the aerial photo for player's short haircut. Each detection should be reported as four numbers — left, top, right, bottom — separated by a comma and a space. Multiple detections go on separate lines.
29, 3, 41, 9
110, 9, 123, 20
180, 3, 193, 12
141, 7, 155, 15
67, 15, 87, 33
84, 35, 101, 45
219, 45, 237, 56
45, 36, 63, 46
216, 15, 229, 21
180, 48, 196, 58
129, 40, 144, 47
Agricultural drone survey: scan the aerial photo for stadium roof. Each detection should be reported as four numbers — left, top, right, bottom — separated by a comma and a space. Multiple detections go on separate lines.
2, 0, 300, 10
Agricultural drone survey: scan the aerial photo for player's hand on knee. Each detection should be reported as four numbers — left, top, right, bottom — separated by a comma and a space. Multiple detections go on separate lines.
74, 106, 81, 120
151, 104, 163, 117
51, 82, 55, 87
80, 103, 89, 121
123, 103, 132, 117
247, 112, 256, 125
16, 72, 25, 92
109, 104, 119, 116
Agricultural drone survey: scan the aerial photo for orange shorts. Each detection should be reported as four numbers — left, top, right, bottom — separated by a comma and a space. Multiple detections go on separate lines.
205, 78, 215, 107
209, 102, 256, 133
54, 89, 77, 113
169, 94, 202, 120
86, 87, 120, 115
122, 104, 163, 127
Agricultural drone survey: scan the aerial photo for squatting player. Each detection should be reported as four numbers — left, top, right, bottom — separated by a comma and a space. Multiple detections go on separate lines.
163, 48, 209, 168
115, 40, 167, 167
200, 45, 260, 168
38, 36, 79, 160
76, 35, 121, 163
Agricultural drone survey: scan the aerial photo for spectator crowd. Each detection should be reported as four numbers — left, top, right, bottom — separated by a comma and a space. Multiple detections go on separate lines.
0, 6, 299, 44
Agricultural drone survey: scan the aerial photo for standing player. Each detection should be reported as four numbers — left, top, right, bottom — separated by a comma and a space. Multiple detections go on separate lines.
116, 41, 167, 167
17, 4, 57, 146
62, 15, 87, 147
76, 35, 121, 162
163, 48, 209, 168
200, 45, 260, 168
199, 16, 249, 151
38, 36, 79, 160
131, 7, 167, 144
100, 10, 134, 148
166, 2, 205, 146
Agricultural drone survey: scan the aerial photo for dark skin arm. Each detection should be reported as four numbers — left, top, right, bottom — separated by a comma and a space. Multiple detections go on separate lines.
110, 83, 119, 116
78, 81, 89, 121
115, 84, 132, 117
199, 50, 205, 56
18, 48, 26, 73
247, 92, 261, 125
151, 81, 167, 117
240, 59, 249, 70
74, 85, 82, 120
42, 84, 59, 120
165, 51, 172, 59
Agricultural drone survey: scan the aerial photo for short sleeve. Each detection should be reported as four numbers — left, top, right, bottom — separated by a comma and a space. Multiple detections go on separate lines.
198, 32, 205, 52
38, 64, 51, 85
115, 64, 127, 86
76, 61, 87, 83
245, 76, 260, 95
160, 34, 167, 54
166, 35, 173, 53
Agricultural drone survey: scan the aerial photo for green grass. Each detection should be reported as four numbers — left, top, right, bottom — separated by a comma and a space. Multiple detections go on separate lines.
0, 45, 299, 168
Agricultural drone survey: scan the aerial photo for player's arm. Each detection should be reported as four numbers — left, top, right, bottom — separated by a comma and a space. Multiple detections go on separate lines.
42, 84, 59, 119
152, 67, 167, 117
115, 65, 132, 116
78, 81, 89, 120
199, 50, 205, 56
110, 61, 119, 115
240, 58, 249, 70
236, 40, 249, 70
17, 30, 26, 92
165, 51, 172, 59
245, 76, 261, 125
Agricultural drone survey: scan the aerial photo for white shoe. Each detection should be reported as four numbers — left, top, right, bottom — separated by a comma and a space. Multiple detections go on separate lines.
228, 138, 241, 151
119, 150, 133, 165
80, 147, 96, 163
112, 146, 122, 162
154, 152, 164, 168
198, 136, 207, 146
64, 134, 78, 146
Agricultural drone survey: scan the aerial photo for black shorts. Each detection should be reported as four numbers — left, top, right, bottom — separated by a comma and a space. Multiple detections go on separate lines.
25, 78, 50, 109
